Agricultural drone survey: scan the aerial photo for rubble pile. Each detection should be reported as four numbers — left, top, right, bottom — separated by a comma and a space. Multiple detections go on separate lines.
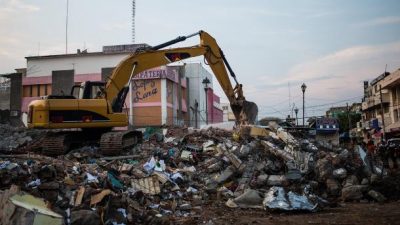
0, 124, 45, 152
0, 125, 398, 225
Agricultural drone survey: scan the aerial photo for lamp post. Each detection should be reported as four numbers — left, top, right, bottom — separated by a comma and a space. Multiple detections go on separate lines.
294, 107, 299, 126
202, 77, 210, 125
301, 83, 307, 127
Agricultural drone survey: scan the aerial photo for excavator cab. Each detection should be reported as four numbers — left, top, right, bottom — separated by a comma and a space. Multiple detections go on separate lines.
71, 81, 106, 99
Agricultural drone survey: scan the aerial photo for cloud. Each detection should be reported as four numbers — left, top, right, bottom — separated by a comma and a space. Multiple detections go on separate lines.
247, 41, 400, 118
357, 16, 400, 27
306, 10, 343, 18
102, 22, 131, 32
0, 0, 40, 13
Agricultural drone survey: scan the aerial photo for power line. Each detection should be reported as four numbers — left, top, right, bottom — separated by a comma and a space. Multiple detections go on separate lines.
304, 96, 363, 109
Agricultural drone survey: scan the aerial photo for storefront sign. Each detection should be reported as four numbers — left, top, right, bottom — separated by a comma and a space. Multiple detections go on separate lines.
132, 80, 159, 103
133, 67, 176, 81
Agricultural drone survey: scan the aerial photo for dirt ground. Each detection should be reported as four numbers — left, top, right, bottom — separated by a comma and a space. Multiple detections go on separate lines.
194, 202, 400, 225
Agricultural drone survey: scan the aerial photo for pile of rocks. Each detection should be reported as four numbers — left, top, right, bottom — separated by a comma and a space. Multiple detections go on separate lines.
0, 125, 397, 225
0, 124, 44, 151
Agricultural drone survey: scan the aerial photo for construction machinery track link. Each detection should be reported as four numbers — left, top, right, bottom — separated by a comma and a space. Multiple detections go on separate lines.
100, 130, 143, 156
40, 130, 143, 156
41, 133, 72, 156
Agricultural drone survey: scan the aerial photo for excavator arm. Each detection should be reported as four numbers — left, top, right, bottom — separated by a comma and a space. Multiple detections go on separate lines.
104, 30, 258, 125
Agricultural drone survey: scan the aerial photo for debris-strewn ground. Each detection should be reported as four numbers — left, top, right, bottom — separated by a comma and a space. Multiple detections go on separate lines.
0, 124, 399, 225
199, 202, 400, 225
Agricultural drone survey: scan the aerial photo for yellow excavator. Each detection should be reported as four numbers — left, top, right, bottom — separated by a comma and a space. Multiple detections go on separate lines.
27, 30, 258, 155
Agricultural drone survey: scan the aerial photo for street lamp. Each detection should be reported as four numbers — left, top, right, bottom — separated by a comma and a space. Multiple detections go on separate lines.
301, 83, 307, 127
294, 107, 299, 126
202, 77, 210, 125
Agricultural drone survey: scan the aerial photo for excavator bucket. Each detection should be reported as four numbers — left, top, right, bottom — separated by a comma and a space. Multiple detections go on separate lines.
231, 100, 258, 125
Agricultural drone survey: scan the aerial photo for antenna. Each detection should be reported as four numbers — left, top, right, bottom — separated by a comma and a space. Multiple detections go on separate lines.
65, 0, 69, 54
37, 42, 40, 56
132, 0, 136, 43
288, 82, 292, 117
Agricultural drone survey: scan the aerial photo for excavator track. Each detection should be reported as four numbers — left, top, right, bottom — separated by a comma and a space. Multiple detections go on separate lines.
41, 133, 71, 156
100, 130, 143, 156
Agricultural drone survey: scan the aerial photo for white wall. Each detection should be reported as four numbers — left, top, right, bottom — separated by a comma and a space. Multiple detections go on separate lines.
185, 63, 213, 127
26, 53, 129, 77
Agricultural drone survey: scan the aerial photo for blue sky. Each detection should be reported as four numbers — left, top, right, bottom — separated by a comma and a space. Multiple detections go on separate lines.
1, 0, 400, 121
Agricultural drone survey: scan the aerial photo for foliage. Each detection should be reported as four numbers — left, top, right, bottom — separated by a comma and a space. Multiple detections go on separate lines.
336, 112, 361, 133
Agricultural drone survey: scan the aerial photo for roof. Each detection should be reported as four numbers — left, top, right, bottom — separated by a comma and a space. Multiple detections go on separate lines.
25, 51, 130, 60
26, 43, 150, 60
0, 73, 21, 78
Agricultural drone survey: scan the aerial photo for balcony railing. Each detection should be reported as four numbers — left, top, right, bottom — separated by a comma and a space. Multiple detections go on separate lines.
361, 93, 390, 110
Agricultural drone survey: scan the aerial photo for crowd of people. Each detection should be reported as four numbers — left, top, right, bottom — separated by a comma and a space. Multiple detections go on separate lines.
357, 134, 400, 173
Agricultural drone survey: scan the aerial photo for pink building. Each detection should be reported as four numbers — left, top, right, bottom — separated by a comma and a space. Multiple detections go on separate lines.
206, 88, 223, 124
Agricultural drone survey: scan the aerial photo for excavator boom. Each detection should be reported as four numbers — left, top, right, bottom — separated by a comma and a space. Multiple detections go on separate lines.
105, 30, 258, 125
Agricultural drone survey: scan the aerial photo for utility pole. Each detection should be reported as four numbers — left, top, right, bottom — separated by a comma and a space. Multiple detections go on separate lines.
132, 0, 136, 43
347, 102, 352, 135
301, 83, 307, 127
190, 100, 199, 128
194, 100, 198, 128
380, 84, 386, 140
65, 0, 69, 54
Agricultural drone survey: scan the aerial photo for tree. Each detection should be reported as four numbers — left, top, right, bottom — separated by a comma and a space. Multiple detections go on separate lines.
336, 112, 361, 133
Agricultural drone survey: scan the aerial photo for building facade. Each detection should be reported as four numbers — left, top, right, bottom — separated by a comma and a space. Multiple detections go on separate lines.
18, 45, 223, 127
0, 76, 10, 110
361, 68, 400, 142
221, 103, 236, 122
184, 63, 223, 128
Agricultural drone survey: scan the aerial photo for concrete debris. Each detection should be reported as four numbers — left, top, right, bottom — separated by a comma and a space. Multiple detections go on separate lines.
131, 175, 161, 195
4, 192, 63, 225
341, 185, 368, 201
0, 124, 399, 224
226, 189, 264, 209
0, 124, 45, 152
367, 190, 387, 202
333, 168, 347, 179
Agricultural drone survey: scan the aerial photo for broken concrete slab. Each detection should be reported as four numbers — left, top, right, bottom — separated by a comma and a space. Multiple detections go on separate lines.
341, 185, 368, 201
226, 189, 264, 209
368, 190, 387, 202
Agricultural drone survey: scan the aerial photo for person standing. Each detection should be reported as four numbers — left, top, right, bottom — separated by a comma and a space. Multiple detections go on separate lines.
366, 139, 376, 173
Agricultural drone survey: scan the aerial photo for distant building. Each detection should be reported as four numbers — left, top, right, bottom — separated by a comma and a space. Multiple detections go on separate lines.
221, 103, 235, 122
361, 68, 400, 141
326, 106, 347, 118
184, 63, 223, 128
326, 103, 361, 118
309, 117, 340, 146
0, 75, 10, 110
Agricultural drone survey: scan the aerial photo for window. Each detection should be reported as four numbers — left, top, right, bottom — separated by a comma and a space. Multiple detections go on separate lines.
384, 107, 389, 113
394, 109, 399, 122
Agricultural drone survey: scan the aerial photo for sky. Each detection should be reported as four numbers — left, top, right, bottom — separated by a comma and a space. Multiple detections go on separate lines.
1, 0, 400, 121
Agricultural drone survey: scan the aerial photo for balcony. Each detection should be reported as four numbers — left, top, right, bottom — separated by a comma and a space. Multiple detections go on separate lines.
361, 93, 390, 110
361, 115, 392, 130
381, 69, 400, 89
